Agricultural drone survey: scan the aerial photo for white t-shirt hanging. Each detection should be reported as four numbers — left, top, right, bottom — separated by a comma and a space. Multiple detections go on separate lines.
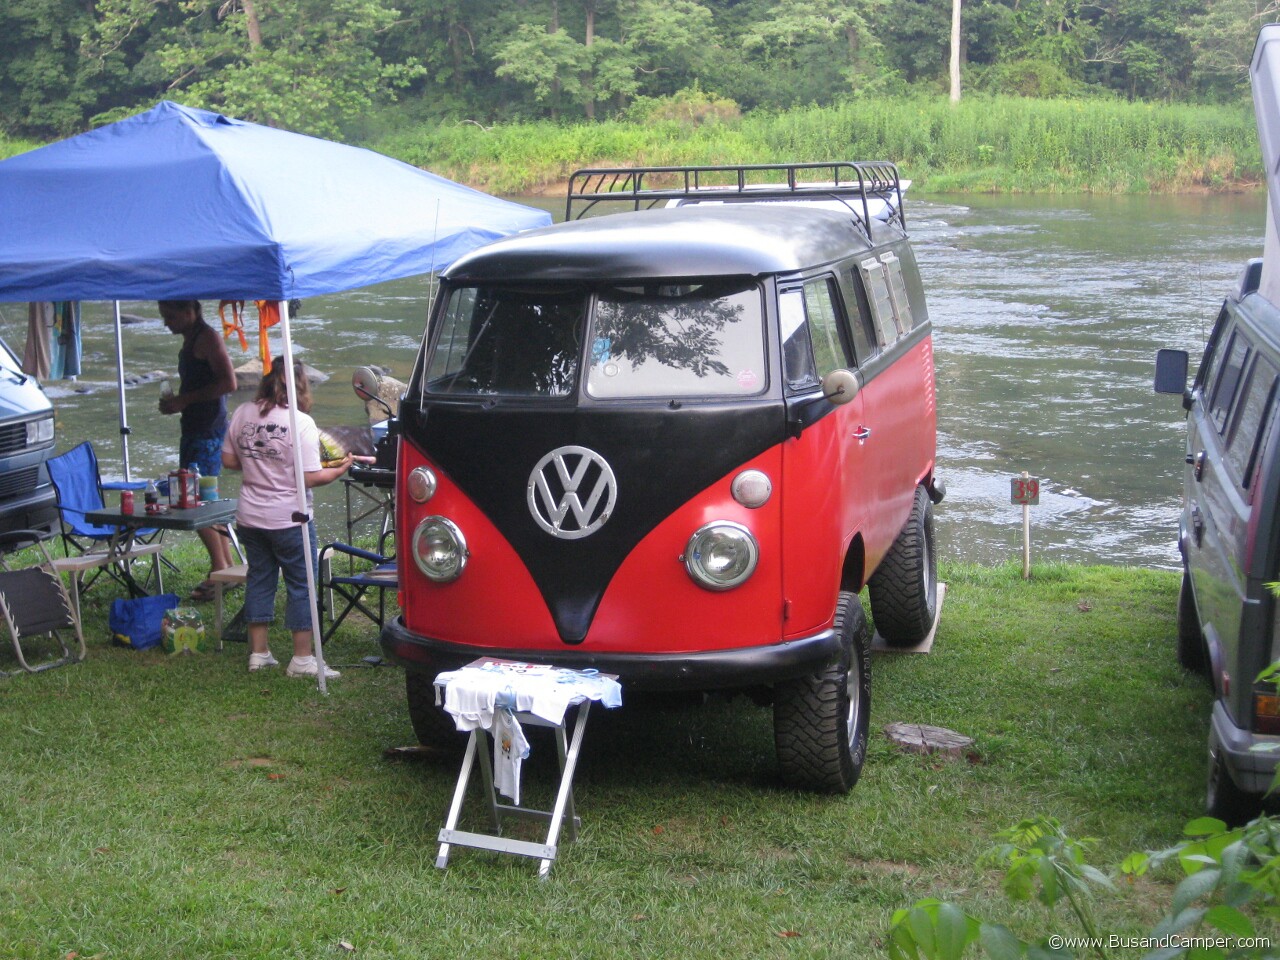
224, 400, 321, 529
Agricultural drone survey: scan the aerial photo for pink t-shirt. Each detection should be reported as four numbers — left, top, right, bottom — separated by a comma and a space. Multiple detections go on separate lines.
223, 401, 322, 529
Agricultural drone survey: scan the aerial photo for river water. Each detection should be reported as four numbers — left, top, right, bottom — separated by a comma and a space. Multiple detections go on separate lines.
0, 192, 1264, 568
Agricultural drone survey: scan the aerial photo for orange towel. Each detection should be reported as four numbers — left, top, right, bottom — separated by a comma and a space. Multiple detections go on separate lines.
254, 300, 281, 374
218, 300, 249, 352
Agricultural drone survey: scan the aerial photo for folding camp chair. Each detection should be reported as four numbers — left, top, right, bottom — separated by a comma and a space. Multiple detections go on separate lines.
319, 540, 397, 643
46, 441, 166, 615
0, 529, 86, 675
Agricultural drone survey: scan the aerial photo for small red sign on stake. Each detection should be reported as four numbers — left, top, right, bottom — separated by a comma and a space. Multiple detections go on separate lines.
1010, 476, 1040, 506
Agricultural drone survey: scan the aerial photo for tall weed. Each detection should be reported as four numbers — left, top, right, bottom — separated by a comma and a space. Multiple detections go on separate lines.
369, 96, 1259, 195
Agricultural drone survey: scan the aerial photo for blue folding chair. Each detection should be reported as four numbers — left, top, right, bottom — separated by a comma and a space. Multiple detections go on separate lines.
46, 441, 165, 600
319, 540, 397, 643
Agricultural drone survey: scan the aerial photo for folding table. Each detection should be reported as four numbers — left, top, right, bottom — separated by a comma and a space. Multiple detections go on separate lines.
85, 498, 244, 574
432, 658, 620, 878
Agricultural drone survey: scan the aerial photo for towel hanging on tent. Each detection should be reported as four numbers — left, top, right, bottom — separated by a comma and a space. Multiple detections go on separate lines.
26, 301, 81, 381
54, 301, 81, 379
255, 300, 281, 374
22, 302, 53, 379
218, 300, 249, 352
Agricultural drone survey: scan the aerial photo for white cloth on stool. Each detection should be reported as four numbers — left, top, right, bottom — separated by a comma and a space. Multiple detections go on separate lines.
436, 663, 622, 727
435, 661, 623, 805
492, 708, 531, 803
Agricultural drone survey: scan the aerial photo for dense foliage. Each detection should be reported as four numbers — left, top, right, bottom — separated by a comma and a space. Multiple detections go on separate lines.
371, 96, 1258, 194
1, 0, 1278, 141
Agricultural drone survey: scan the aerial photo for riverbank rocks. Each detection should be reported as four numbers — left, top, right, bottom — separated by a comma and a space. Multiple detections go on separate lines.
232, 358, 328, 390
123, 370, 172, 385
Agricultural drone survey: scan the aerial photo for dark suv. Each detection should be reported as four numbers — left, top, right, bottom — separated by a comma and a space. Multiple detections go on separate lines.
1157, 259, 1280, 823
380, 163, 943, 792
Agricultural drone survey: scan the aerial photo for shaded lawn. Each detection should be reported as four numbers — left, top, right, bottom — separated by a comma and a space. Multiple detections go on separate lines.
0, 557, 1218, 958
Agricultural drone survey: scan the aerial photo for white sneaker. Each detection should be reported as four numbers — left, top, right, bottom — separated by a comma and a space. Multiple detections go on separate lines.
248, 651, 279, 672
286, 656, 341, 679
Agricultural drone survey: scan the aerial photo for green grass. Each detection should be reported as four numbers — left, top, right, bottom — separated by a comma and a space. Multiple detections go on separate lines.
0, 549, 1222, 957
370, 96, 1260, 195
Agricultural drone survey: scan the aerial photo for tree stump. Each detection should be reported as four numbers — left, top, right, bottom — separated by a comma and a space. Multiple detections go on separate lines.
884, 722, 975, 758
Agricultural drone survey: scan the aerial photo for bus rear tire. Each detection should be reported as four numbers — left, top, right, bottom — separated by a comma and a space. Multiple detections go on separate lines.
869, 485, 938, 647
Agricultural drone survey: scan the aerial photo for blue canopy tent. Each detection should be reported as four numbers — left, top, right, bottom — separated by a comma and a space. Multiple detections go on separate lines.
0, 100, 552, 688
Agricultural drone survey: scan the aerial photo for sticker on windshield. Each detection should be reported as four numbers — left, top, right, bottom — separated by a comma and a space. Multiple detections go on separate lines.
736, 369, 759, 391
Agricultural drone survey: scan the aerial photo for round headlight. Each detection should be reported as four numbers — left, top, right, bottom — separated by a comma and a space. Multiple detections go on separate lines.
731, 469, 772, 508
683, 521, 759, 591
412, 516, 468, 582
407, 466, 438, 503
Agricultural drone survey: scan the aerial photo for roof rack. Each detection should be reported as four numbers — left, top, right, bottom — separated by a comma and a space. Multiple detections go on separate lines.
565, 161, 906, 236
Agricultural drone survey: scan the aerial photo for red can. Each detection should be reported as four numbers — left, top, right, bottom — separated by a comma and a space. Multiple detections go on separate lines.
121, 490, 135, 515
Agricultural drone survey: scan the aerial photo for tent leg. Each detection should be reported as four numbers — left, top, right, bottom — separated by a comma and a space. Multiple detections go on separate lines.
113, 301, 132, 482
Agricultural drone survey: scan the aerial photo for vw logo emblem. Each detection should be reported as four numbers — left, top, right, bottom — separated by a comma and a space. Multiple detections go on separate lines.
527, 445, 617, 540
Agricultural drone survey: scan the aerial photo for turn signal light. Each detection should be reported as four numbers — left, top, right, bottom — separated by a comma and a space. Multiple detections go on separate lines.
407, 466, 437, 503
1255, 691, 1280, 735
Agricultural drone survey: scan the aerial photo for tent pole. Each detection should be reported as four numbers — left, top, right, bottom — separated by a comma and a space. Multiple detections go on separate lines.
278, 300, 329, 694
113, 301, 132, 481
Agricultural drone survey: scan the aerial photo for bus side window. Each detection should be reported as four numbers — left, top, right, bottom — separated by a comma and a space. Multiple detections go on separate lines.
858, 258, 899, 347
802, 277, 851, 376
839, 268, 876, 364
780, 288, 818, 390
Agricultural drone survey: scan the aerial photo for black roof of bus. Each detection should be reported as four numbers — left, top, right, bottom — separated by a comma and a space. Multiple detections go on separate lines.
442, 205, 901, 283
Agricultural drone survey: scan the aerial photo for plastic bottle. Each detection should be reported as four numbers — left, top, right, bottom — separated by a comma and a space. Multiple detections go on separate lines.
144, 479, 159, 514
159, 378, 173, 400
188, 463, 201, 506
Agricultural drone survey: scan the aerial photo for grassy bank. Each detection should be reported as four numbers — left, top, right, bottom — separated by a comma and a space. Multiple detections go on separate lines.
0, 548, 1225, 958
372, 96, 1260, 195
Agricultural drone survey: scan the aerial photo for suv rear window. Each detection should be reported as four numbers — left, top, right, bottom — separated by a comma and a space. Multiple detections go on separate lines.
586, 280, 766, 399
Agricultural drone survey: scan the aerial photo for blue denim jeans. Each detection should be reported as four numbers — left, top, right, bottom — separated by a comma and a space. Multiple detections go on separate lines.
239, 522, 319, 632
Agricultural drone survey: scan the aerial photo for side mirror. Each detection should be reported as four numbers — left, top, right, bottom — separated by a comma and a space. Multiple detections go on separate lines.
352, 365, 383, 402
822, 368, 860, 406
1154, 349, 1189, 395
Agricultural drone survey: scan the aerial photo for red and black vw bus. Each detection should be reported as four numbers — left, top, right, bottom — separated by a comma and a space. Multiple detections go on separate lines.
380, 163, 943, 792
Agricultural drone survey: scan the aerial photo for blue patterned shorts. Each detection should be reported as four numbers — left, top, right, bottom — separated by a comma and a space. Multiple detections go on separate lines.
179, 433, 224, 476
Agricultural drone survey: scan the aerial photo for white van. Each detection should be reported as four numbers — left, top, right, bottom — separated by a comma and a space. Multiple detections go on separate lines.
0, 335, 58, 536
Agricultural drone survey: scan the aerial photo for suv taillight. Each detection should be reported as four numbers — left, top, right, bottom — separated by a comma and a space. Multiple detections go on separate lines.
1254, 687, 1280, 735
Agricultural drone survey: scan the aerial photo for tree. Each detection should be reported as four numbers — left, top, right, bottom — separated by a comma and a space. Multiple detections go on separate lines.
615, 0, 717, 99
0, 0, 164, 136
494, 23, 589, 117
742, 0, 888, 90
494, 0, 715, 118
136, 0, 422, 138
1184, 0, 1280, 99
1083, 0, 1199, 100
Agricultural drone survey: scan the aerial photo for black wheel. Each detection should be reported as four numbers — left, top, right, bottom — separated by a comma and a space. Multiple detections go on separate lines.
405, 670, 463, 752
1207, 734, 1262, 826
774, 591, 871, 793
1177, 568, 1208, 676
869, 485, 938, 647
